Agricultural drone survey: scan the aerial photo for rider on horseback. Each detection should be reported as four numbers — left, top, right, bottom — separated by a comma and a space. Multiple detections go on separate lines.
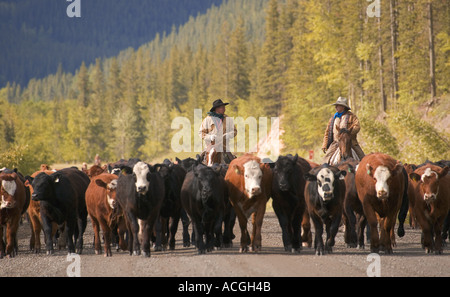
199, 99, 237, 164
322, 97, 365, 165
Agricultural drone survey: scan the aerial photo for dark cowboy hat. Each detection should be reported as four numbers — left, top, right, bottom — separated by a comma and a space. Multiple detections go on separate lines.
210, 99, 229, 112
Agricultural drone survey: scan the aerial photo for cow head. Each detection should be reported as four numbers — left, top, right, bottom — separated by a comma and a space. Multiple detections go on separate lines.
29, 172, 61, 202
410, 166, 449, 203
133, 162, 151, 194
273, 155, 298, 192
366, 163, 403, 200
0, 173, 18, 209
193, 165, 219, 199
233, 160, 264, 198
95, 177, 118, 209
305, 165, 346, 202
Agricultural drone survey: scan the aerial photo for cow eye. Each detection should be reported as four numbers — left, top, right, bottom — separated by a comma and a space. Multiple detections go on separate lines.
318, 180, 322, 187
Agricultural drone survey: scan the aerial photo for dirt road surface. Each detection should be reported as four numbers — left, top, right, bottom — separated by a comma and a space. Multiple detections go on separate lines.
1, 212, 449, 277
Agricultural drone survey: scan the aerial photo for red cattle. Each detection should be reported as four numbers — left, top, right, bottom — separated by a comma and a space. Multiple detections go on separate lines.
225, 154, 272, 253
83, 165, 107, 179
0, 172, 27, 258
355, 153, 406, 254
86, 173, 127, 257
410, 165, 450, 254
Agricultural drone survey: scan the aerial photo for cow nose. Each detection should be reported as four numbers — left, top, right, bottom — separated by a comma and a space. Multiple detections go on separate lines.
424, 194, 436, 201
377, 190, 388, 199
137, 186, 147, 193
279, 182, 289, 190
202, 190, 212, 198
251, 187, 261, 196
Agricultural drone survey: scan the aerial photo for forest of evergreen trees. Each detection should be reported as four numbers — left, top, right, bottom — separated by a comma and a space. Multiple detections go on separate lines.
0, 0, 449, 174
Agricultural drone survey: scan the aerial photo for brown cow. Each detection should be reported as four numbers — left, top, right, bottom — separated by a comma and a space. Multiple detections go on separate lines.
83, 165, 107, 179
86, 173, 127, 257
410, 165, 450, 254
0, 172, 27, 258
225, 154, 272, 253
355, 153, 406, 254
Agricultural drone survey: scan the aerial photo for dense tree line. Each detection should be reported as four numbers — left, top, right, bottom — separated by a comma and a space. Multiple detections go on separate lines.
0, 0, 449, 174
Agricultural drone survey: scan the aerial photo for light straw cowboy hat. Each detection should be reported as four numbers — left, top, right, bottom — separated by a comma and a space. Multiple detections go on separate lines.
332, 97, 351, 110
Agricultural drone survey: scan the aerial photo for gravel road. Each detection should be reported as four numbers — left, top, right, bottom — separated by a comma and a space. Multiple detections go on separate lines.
1, 212, 449, 277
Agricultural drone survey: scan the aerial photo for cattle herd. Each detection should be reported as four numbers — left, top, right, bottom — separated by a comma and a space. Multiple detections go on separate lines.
0, 153, 449, 260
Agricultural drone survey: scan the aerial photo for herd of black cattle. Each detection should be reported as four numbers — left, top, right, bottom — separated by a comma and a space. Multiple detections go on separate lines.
0, 153, 449, 259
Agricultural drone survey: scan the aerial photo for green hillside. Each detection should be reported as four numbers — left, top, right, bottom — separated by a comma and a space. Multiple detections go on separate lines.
0, 0, 449, 175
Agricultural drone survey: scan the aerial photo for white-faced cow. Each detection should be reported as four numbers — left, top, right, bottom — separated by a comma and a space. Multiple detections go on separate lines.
304, 164, 347, 255
355, 153, 408, 254
225, 154, 272, 253
116, 161, 165, 257
410, 165, 450, 254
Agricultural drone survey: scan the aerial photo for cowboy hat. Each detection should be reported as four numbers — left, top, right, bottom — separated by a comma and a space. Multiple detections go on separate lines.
332, 97, 351, 110
210, 99, 229, 112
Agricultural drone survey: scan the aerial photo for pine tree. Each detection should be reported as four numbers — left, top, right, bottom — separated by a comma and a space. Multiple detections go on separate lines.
77, 62, 90, 108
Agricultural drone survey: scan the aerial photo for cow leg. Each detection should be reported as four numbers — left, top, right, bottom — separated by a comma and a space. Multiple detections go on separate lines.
273, 200, 291, 251
344, 202, 358, 248
301, 211, 312, 248
311, 214, 324, 256
91, 216, 102, 255
357, 214, 367, 249
126, 213, 141, 256
99, 218, 112, 257
180, 209, 191, 247
291, 207, 303, 253
153, 217, 163, 252
6, 216, 19, 258
235, 208, 249, 253
41, 214, 55, 255
168, 215, 180, 250
140, 220, 152, 257
383, 214, 397, 254
251, 202, 266, 253
433, 217, 445, 255
222, 208, 235, 248
65, 216, 77, 255
329, 212, 342, 253
192, 219, 205, 254
0, 225, 4, 259
29, 213, 42, 253
213, 213, 223, 250
363, 202, 380, 253
75, 212, 87, 255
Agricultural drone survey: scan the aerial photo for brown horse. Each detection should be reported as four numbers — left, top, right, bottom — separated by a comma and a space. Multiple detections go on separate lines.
336, 126, 353, 162
205, 141, 221, 166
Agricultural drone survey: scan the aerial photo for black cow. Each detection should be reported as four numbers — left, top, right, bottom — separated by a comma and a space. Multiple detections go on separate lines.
272, 154, 311, 253
27, 168, 89, 255
180, 164, 225, 254
116, 161, 165, 257
153, 162, 189, 250
211, 163, 236, 248
305, 164, 347, 255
